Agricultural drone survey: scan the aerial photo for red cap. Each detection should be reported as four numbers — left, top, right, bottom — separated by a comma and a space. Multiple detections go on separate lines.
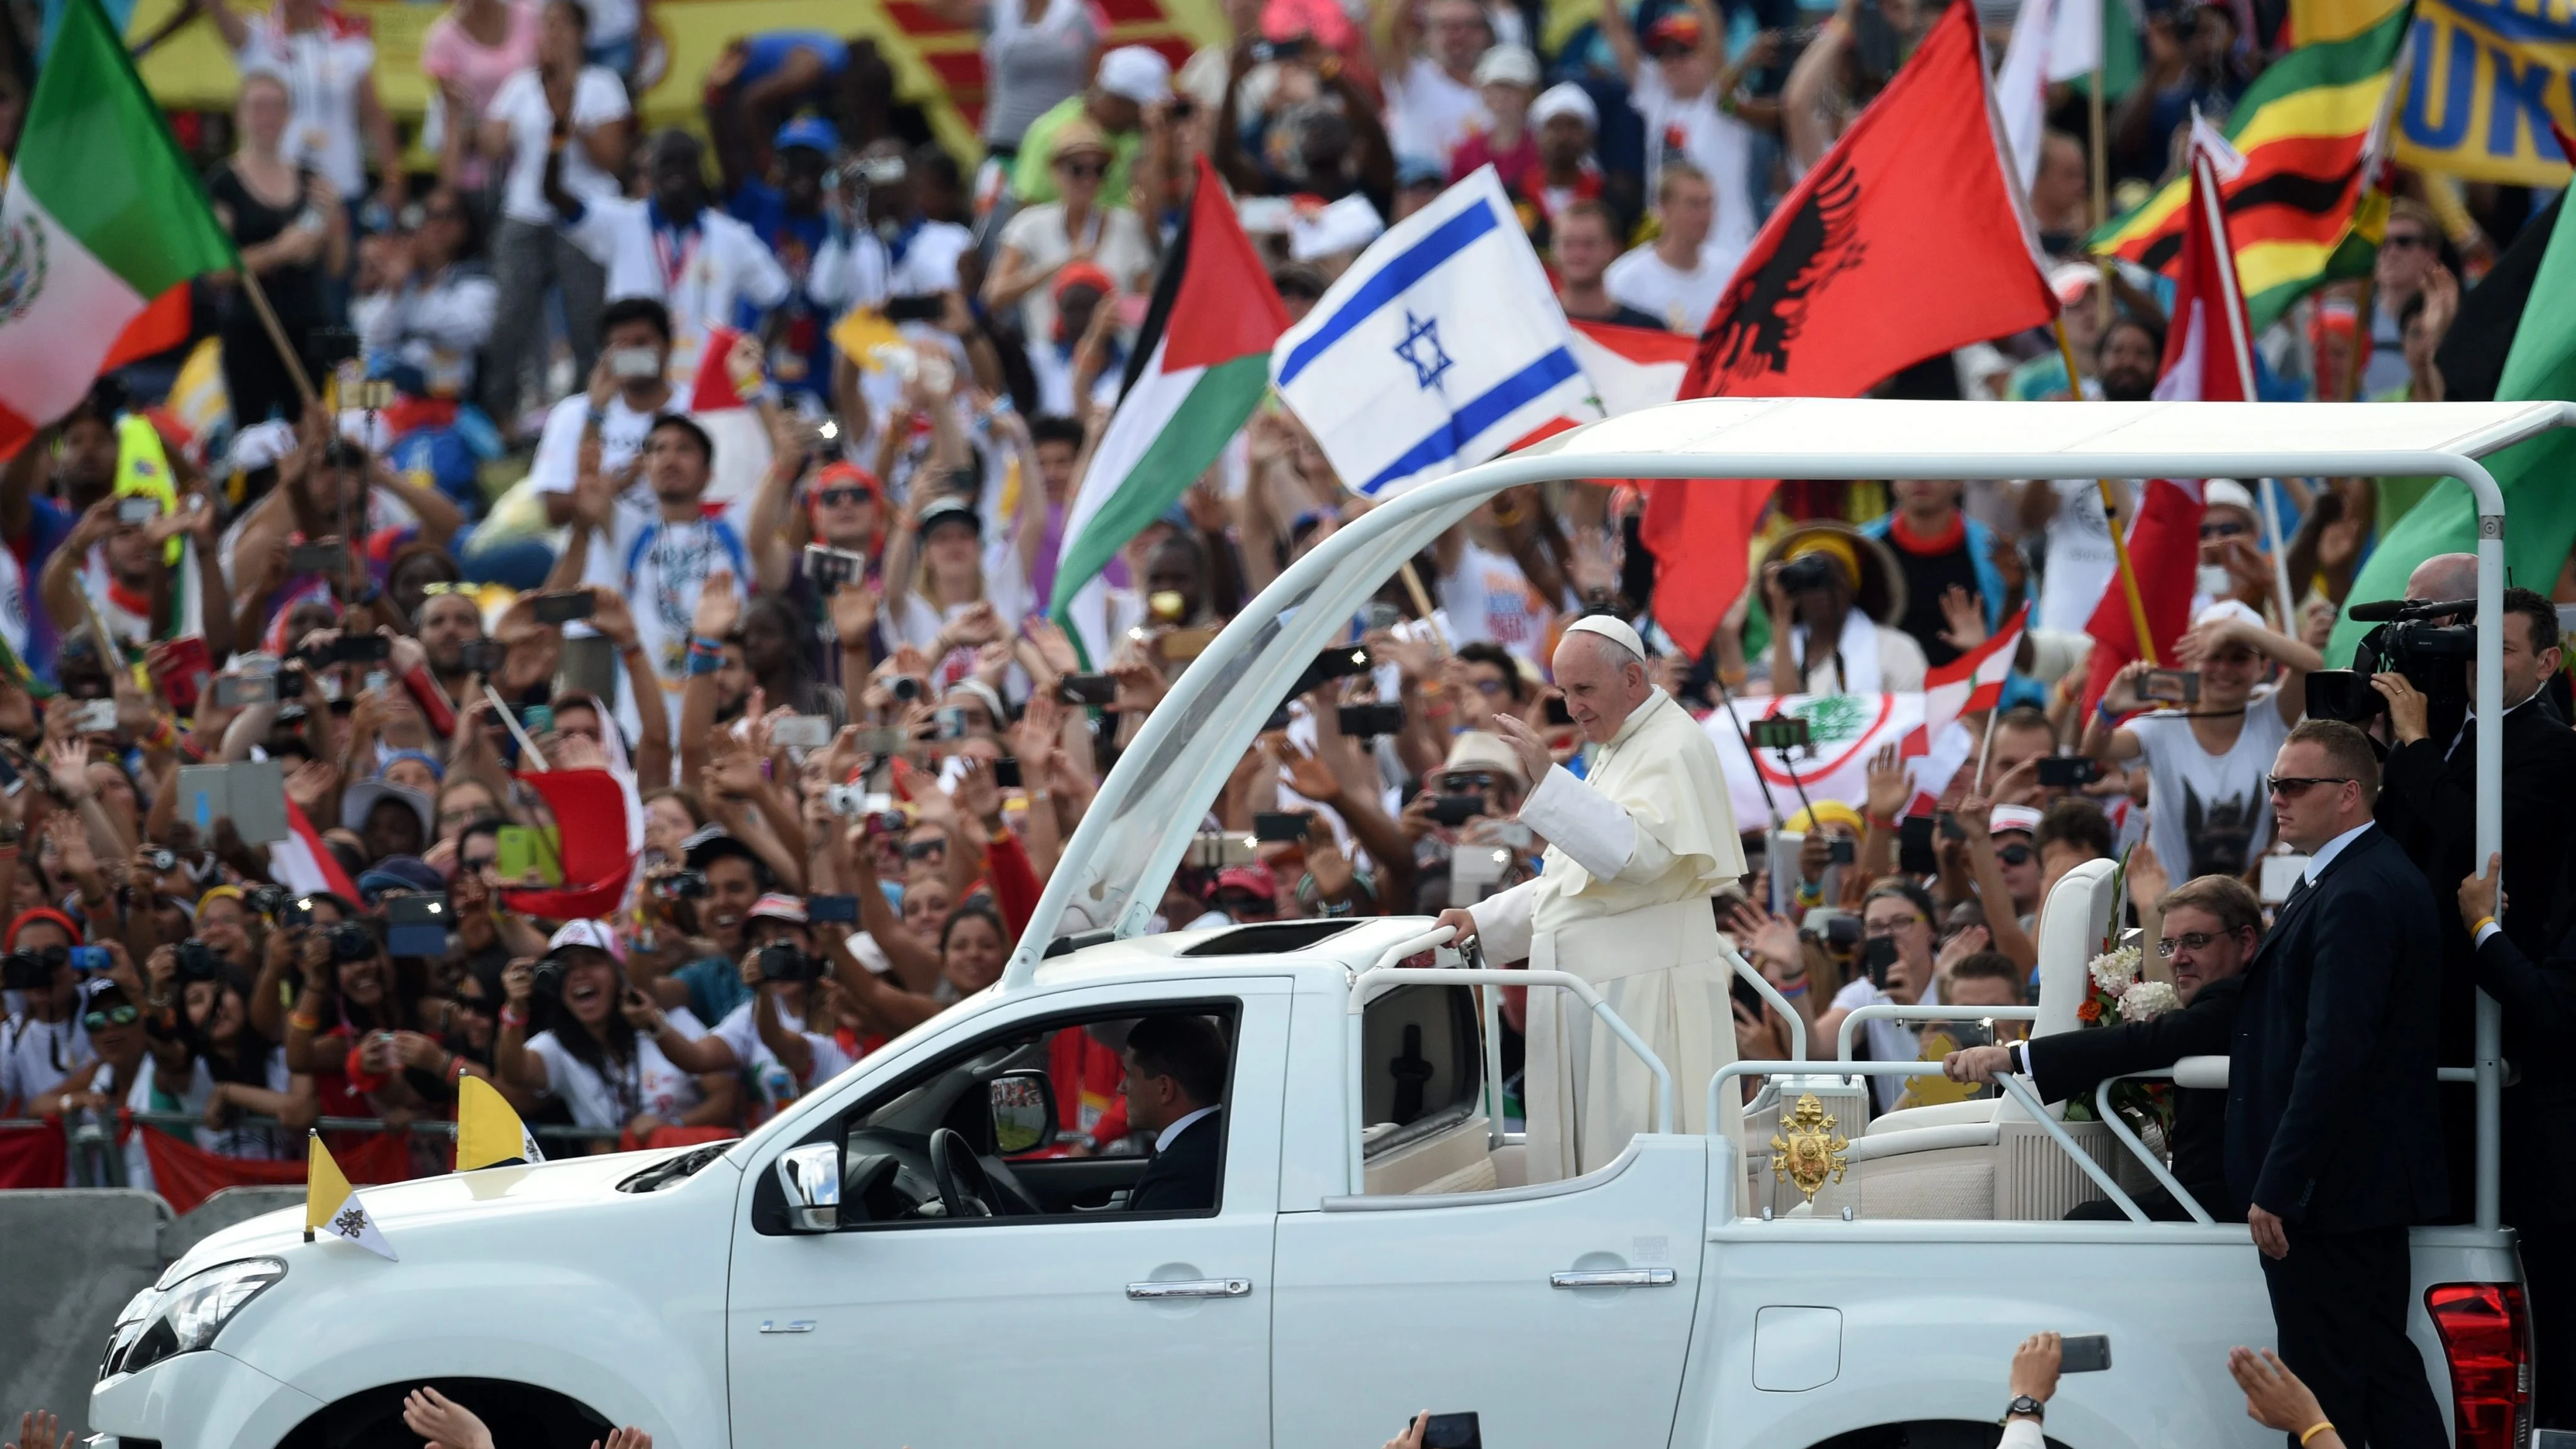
1213, 866, 1276, 899
811, 462, 883, 500
7, 908, 82, 952
1053, 260, 1117, 303
1645, 9, 1702, 50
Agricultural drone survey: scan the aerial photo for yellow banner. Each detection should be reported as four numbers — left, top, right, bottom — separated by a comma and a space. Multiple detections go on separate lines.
2395, 0, 2576, 185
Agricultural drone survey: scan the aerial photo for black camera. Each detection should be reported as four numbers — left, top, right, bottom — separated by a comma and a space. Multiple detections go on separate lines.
756, 942, 826, 982
175, 939, 227, 982
0, 948, 57, 990
2307, 596, 2479, 723
890, 676, 924, 704
245, 884, 292, 919
142, 847, 177, 874
530, 955, 567, 1000
652, 870, 708, 900
325, 920, 378, 963
458, 639, 507, 677
1777, 554, 1841, 595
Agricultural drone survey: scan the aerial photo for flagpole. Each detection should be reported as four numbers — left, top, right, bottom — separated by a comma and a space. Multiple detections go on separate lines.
2191, 142, 2297, 628
2090, 23, 2111, 333
238, 269, 321, 409
2050, 317, 2157, 667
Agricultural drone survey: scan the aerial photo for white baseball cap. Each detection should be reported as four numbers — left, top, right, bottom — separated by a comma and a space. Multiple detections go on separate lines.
1096, 46, 1172, 104
1474, 43, 1540, 88
1989, 804, 2045, 836
1530, 82, 1597, 131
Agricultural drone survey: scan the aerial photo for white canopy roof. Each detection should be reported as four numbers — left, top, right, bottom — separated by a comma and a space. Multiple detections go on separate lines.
1516, 398, 2576, 478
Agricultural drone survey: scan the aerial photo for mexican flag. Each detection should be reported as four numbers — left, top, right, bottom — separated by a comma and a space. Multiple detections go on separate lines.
1050, 155, 1287, 665
0, 0, 238, 457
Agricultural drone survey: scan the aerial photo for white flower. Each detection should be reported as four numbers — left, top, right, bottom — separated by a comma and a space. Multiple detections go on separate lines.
2116, 980, 2182, 1023
2087, 945, 2143, 994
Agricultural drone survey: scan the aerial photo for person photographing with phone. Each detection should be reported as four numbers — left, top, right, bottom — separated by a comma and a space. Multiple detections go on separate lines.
1813, 880, 1943, 1116
2079, 599, 2322, 880
1434, 617, 1745, 1179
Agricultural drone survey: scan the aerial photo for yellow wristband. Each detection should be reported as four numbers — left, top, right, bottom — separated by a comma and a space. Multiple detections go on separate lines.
2299, 1423, 2335, 1447
2473, 916, 2498, 937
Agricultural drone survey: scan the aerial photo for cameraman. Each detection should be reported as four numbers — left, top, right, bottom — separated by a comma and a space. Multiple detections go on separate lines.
0, 909, 92, 1114
706, 894, 857, 1116
2370, 577, 2576, 1224
1760, 527, 1927, 694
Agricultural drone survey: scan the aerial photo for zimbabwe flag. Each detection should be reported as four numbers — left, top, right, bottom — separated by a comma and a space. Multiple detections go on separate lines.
2087, 4, 2406, 331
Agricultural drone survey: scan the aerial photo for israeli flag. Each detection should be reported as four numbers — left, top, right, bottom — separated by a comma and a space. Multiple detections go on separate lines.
1270, 167, 1601, 497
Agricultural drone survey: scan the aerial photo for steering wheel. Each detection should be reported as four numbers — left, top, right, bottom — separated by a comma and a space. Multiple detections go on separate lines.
926, 1128, 999, 1219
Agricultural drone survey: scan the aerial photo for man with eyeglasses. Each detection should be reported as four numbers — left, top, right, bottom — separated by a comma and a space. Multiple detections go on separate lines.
2228, 718, 2446, 1449
1946, 874, 2258, 1221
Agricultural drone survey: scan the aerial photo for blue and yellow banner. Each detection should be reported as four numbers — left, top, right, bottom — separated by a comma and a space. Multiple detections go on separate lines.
2397, 0, 2576, 182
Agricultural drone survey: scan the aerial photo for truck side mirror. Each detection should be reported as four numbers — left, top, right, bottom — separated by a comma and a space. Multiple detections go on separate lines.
775, 1143, 841, 1233
988, 1069, 1057, 1156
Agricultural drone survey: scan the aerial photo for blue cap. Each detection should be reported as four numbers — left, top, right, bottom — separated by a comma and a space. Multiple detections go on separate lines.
774, 116, 840, 155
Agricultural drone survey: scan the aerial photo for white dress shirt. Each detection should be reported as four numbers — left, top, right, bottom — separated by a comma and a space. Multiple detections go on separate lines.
2302, 821, 2375, 885
1155, 1104, 1218, 1153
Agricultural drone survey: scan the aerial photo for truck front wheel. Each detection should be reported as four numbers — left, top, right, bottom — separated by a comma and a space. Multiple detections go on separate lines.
279, 1377, 614, 1449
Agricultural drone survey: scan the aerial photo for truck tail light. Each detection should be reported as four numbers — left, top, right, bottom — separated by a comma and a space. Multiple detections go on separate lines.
2426, 1282, 2530, 1449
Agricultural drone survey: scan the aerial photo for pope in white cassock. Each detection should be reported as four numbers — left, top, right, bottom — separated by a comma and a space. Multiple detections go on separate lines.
1438, 616, 1748, 1183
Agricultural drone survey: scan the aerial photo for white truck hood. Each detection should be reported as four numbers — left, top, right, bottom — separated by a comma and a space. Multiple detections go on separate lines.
165, 1145, 731, 1282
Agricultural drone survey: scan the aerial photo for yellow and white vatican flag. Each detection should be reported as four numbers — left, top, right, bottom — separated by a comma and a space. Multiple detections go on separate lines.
455, 1075, 545, 1171
304, 1131, 398, 1260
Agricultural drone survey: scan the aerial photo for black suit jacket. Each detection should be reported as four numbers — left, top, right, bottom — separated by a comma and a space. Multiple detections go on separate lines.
1126, 1109, 1223, 1213
2028, 974, 2243, 1210
2377, 697, 2576, 1062
2226, 826, 2446, 1229
2473, 923, 2576, 1225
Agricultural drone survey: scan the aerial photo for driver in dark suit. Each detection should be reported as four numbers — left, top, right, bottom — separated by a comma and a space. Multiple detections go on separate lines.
1121, 1014, 1228, 1212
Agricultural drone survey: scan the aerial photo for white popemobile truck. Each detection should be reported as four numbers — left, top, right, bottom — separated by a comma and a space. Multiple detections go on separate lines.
89, 399, 2572, 1449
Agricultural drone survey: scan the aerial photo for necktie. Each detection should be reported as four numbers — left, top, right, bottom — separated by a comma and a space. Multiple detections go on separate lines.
2280, 872, 2312, 914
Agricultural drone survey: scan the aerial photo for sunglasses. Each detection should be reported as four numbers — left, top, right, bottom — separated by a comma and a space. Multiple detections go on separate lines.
1213, 893, 1270, 912
1438, 771, 1498, 793
817, 487, 874, 508
904, 840, 948, 862
461, 853, 497, 874
2266, 774, 2353, 797
1055, 160, 1107, 180
2199, 520, 2250, 540
84, 1004, 140, 1031
1996, 843, 2035, 867
2382, 232, 2431, 251
2156, 930, 2238, 957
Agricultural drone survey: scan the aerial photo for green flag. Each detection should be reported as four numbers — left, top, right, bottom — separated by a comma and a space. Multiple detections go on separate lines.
2328, 216, 2576, 660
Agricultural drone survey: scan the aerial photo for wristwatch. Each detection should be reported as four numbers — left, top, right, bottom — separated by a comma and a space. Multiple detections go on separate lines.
2003, 1396, 2046, 1424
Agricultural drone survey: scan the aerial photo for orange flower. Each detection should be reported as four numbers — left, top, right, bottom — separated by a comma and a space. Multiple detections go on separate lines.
2077, 998, 2104, 1024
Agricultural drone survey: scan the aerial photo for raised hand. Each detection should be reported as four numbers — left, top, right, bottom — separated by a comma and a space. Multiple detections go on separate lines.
401, 1387, 497, 1449
1935, 584, 1986, 652
1862, 741, 1909, 823
692, 568, 741, 641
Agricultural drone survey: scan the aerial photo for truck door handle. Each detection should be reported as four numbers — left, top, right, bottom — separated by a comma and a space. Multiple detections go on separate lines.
1126, 1278, 1253, 1300
1550, 1269, 1677, 1289
758, 1319, 817, 1334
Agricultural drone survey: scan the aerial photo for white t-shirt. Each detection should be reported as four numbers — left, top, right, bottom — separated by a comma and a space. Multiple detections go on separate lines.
487, 66, 631, 225
1385, 56, 1490, 169
234, 13, 375, 198
1602, 241, 1743, 335
884, 553, 1038, 687
713, 996, 856, 1112
562, 199, 793, 380
1628, 66, 1762, 258
1437, 541, 1556, 667
525, 1008, 712, 1130
0, 1013, 89, 1111
2126, 692, 2291, 880
994, 203, 1157, 349
529, 389, 662, 504
2036, 478, 2123, 635
1830, 974, 1944, 1114
576, 491, 758, 733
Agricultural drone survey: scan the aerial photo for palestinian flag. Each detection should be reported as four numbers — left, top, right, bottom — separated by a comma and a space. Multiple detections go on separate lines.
1051, 155, 1287, 665
2087, 4, 2406, 331
0, 0, 236, 457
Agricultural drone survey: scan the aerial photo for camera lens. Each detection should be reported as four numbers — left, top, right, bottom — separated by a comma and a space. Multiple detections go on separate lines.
1777, 555, 1837, 594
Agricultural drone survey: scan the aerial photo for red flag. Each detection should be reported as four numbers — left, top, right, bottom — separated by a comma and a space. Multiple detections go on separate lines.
499, 769, 641, 923
270, 799, 361, 903
1657, 1, 2053, 655
2078, 123, 2248, 713
1684, 1, 2055, 401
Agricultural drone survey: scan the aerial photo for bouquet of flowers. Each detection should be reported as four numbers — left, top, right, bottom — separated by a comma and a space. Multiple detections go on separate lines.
2059, 847, 2177, 1140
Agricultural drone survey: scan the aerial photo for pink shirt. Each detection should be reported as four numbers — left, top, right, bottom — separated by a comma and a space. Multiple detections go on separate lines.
1448, 129, 1538, 194
421, 0, 539, 186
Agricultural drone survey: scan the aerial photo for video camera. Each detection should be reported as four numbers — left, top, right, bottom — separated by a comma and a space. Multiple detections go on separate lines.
2306, 597, 2477, 723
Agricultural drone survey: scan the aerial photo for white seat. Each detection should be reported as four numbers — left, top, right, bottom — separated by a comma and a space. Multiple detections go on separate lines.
1831, 858, 2126, 1219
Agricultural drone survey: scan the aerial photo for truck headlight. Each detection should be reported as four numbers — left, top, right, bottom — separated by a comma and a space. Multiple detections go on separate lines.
106, 1258, 284, 1378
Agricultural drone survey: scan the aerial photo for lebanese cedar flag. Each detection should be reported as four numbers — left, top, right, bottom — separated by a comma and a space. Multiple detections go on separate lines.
270, 799, 362, 904
1684, 1, 2055, 402
2077, 121, 2249, 713
1661, 0, 2055, 656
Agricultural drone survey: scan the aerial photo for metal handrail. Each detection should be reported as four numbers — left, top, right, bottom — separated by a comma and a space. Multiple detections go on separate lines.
2089, 1075, 2215, 1225
1835, 1004, 2040, 1062
1351, 965, 1671, 1195
0, 1112, 625, 1141
1726, 943, 1807, 1063
1708, 1060, 2151, 1224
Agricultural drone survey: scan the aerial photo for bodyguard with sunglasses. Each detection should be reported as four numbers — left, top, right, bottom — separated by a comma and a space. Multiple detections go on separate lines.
2226, 718, 2446, 1449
